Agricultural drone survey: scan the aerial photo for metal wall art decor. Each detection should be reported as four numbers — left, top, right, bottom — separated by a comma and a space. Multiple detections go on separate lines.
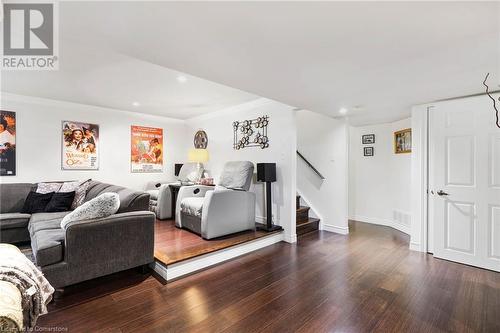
194, 130, 208, 148
233, 116, 269, 150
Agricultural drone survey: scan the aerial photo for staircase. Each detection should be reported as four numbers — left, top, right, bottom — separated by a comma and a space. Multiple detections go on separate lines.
296, 195, 320, 235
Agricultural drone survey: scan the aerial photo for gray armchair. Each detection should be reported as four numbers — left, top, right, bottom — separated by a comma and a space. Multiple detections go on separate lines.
176, 161, 256, 239
145, 162, 204, 220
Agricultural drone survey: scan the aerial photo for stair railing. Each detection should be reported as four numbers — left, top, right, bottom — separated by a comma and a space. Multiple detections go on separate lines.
296, 151, 325, 180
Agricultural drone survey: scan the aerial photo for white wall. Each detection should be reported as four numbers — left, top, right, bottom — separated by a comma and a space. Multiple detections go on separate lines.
0, 93, 189, 190
186, 98, 297, 243
348, 118, 412, 234
296, 110, 349, 234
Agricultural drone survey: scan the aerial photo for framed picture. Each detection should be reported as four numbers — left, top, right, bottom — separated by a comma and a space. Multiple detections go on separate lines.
362, 134, 375, 144
364, 146, 374, 156
62, 121, 99, 170
0, 110, 16, 176
394, 128, 412, 154
131, 125, 164, 173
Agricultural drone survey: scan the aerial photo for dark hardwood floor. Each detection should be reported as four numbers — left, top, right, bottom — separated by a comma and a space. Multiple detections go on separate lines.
154, 219, 281, 265
37, 221, 500, 332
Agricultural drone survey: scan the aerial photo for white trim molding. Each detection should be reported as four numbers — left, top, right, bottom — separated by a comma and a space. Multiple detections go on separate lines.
409, 241, 422, 252
410, 105, 431, 253
152, 232, 284, 281
322, 224, 349, 235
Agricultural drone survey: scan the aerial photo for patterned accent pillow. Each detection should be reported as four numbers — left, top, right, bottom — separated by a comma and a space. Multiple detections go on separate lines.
60, 192, 120, 230
59, 179, 91, 209
36, 182, 62, 194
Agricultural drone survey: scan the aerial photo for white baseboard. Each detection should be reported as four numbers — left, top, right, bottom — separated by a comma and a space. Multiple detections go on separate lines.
284, 233, 297, 243
350, 215, 410, 235
152, 232, 284, 281
322, 224, 349, 235
409, 241, 423, 252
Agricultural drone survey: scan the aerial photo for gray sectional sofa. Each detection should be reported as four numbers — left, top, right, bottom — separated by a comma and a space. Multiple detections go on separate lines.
0, 181, 155, 288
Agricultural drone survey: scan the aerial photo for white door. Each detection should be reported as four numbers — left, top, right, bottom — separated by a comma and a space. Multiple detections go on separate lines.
429, 95, 500, 272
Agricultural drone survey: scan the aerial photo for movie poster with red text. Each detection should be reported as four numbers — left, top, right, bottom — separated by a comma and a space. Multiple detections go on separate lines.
131, 126, 163, 173
62, 121, 99, 170
0, 111, 16, 176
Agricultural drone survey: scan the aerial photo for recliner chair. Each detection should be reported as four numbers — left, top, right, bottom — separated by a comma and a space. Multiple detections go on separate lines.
145, 163, 204, 220
176, 161, 256, 239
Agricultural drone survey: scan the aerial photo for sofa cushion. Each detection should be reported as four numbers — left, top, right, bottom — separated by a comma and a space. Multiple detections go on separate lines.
30, 219, 65, 236
29, 212, 71, 235
0, 213, 31, 230
218, 161, 254, 191
180, 197, 204, 217
61, 193, 120, 230
85, 181, 149, 213
29, 211, 71, 224
31, 228, 65, 267
0, 183, 36, 213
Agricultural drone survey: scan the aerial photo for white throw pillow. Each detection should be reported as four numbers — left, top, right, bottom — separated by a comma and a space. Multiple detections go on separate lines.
36, 182, 62, 194
60, 192, 120, 230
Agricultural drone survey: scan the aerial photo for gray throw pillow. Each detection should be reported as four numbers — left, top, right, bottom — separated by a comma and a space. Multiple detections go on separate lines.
59, 179, 91, 209
60, 192, 120, 230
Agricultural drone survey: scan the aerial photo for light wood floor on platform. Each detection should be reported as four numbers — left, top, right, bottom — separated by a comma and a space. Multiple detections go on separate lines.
38, 221, 500, 332
154, 219, 279, 265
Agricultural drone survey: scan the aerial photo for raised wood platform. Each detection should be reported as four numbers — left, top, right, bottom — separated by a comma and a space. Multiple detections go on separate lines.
154, 219, 282, 265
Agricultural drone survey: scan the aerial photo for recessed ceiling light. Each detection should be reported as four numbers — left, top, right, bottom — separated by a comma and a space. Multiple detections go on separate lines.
339, 108, 348, 115
177, 75, 187, 83
132, 102, 140, 107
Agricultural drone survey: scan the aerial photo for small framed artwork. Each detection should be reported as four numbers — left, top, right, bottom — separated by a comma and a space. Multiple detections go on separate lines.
364, 147, 374, 156
362, 134, 375, 144
394, 128, 412, 154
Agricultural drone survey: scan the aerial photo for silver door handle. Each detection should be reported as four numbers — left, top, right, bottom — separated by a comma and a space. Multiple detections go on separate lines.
437, 190, 449, 196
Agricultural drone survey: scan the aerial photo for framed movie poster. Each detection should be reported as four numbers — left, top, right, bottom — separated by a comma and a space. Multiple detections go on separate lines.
62, 121, 99, 170
0, 110, 16, 176
131, 126, 163, 173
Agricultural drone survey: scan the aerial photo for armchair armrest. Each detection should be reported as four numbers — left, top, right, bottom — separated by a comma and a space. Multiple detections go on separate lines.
201, 190, 256, 239
175, 185, 214, 227
145, 180, 177, 191
65, 211, 155, 269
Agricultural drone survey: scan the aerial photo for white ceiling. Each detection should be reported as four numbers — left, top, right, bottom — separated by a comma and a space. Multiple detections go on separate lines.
1, 43, 258, 119
2, 1, 499, 125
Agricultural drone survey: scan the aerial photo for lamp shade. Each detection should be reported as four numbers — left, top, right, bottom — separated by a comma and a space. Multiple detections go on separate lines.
188, 148, 209, 163
257, 163, 276, 182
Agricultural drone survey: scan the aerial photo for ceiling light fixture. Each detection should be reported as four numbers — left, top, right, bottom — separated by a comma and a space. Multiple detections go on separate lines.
339, 108, 348, 115
132, 102, 140, 107
177, 75, 187, 83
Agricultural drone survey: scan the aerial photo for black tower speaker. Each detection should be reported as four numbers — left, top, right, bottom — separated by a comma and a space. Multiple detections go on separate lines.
256, 163, 282, 232
174, 163, 184, 177
257, 163, 277, 182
